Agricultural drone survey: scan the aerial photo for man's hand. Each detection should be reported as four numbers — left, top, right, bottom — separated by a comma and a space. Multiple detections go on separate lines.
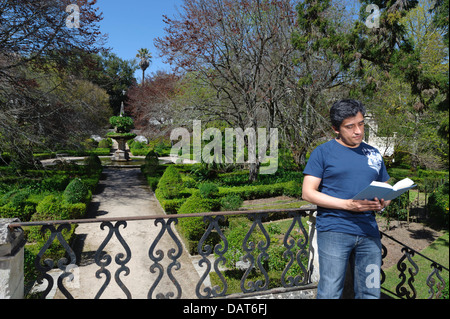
347, 198, 383, 212
302, 175, 391, 213
347, 197, 390, 212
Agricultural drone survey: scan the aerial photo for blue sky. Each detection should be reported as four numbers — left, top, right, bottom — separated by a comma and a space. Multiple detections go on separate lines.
96, 0, 184, 80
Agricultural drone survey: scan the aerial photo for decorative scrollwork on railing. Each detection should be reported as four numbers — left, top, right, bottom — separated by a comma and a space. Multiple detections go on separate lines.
396, 247, 419, 299
165, 218, 183, 299
380, 231, 449, 300
148, 218, 165, 299
94, 221, 131, 299
380, 233, 387, 286
35, 224, 76, 299
282, 212, 309, 287
240, 213, 270, 293
426, 262, 446, 299
196, 215, 228, 299
148, 218, 182, 299
11, 208, 321, 299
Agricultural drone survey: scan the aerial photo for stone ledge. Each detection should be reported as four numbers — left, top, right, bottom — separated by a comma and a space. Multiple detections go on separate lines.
0, 218, 24, 257
221, 284, 318, 300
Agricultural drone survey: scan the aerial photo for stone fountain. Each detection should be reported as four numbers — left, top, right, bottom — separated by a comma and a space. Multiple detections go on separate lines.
108, 102, 136, 162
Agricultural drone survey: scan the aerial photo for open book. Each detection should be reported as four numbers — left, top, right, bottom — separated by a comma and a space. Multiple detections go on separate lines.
353, 178, 416, 201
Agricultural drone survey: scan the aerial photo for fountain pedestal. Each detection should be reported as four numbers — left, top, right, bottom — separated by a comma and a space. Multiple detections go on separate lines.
108, 134, 135, 162
113, 149, 129, 162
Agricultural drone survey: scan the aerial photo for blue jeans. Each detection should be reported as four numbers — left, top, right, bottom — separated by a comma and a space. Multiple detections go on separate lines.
317, 231, 382, 299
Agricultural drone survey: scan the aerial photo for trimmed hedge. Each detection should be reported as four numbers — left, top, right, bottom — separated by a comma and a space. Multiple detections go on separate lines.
63, 178, 90, 204
198, 182, 219, 198
176, 193, 219, 254
32, 194, 86, 221
218, 180, 301, 199
142, 150, 160, 177
156, 165, 184, 199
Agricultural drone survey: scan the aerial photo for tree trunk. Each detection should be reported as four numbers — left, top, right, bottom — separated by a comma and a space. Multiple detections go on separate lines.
248, 161, 260, 182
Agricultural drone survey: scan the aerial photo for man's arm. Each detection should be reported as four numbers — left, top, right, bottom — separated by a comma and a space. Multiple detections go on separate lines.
302, 175, 385, 212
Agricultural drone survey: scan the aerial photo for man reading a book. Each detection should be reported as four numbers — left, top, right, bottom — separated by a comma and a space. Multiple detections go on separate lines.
302, 99, 391, 299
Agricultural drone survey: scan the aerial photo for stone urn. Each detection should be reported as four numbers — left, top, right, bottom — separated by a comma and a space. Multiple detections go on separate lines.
108, 113, 136, 162
108, 133, 136, 162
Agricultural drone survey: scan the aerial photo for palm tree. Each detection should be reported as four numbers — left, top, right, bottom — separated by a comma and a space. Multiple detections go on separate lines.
136, 48, 152, 84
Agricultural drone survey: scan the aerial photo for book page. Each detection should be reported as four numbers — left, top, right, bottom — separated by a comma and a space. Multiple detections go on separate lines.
370, 181, 393, 189
393, 178, 415, 191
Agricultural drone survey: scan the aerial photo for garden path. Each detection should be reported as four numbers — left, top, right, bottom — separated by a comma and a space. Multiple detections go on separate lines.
59, 167, 201, 299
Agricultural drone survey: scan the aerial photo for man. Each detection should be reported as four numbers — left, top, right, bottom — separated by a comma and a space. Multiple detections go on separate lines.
302, 99, 390, 299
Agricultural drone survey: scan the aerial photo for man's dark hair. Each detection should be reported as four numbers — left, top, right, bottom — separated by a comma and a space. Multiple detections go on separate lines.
330, 99, 366, 130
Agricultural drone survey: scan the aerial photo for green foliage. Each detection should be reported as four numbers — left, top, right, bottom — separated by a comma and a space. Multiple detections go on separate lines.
84, 154, 102, 172
129, 141, 152, 156
24, 247, 39, 288
0, 189, 36, 221
98, 138, 112, 149
63, 178, 90, 204
221, 219, 259, 268
182, 175, 197, 188
32, 194, 86, 222
40, 174, 71, 191
109, 116, 134, 133
383, 192, 411, 221
176, 193, 216, 254
157, 197, 187, 214
190, 163, 217, 181
156, 166, 184, 199
428, 181, 449, 228
220, 194, 243, 211
33, 195, 62, 221
198, 182, 219, 199
142, 150, 159, 177
218, 181, 300, 200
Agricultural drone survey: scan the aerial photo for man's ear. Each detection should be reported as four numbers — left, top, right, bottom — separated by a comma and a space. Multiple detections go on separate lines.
332, 126, 340, 135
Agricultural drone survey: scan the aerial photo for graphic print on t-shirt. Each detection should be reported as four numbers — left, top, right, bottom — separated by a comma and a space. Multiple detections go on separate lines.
362, 147, 383, 174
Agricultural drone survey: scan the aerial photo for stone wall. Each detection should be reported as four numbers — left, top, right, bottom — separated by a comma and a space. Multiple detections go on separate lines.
0, 219, 25, 299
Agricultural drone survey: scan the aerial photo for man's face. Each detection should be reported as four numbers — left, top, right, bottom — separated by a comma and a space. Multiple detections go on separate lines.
333, 112, 365, 148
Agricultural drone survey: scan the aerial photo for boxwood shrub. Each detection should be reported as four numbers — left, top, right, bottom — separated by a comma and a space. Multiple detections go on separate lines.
176, 193, 218, 254
0, 189, 36, 221
63, 178, 90, 204
142, 150, 160, 177
156, 165, 184, 199
32, 194, 87, 223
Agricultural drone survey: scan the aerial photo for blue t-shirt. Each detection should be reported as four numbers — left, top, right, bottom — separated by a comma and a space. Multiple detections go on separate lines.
303, 139, 390, 238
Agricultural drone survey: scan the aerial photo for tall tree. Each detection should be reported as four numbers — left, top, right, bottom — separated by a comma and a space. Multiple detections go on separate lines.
155, 0, 298, 180
126, 70, 180, 137
0, 0, 107, 167
361, 0, 449, 169
136, 48, 152, 84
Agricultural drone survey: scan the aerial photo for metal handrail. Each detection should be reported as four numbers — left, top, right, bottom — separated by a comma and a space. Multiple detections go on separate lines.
8, 207, 312, 229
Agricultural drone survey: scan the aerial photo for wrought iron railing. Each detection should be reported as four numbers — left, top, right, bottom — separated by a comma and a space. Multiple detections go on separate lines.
380, 231, 448, 299
7, 208, 448, 299
9, 208, 317, 299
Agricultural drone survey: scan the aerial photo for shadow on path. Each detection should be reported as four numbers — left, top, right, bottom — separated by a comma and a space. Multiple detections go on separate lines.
62, 168, 201, 299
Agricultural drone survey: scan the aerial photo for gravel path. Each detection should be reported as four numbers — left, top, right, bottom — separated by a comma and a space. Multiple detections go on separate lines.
58, 168, 201, 299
